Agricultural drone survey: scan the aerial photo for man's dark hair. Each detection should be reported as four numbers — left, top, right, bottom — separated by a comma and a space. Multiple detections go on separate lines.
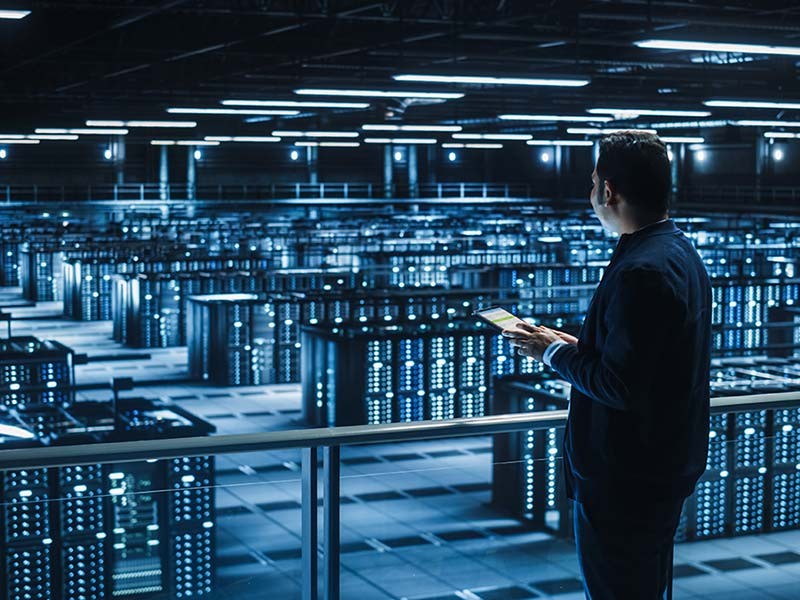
596, 131, 671, 214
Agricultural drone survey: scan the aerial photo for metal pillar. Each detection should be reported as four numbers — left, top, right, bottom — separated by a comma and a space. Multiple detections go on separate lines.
114, 135, 126, 185
187, 145, 196, 201
408, 145, 418, 198
307, 146, 319, 185
302, 448, 319, 600
383, 145, 393, 198
323, 446, 340, 600
159, 145, 169, 201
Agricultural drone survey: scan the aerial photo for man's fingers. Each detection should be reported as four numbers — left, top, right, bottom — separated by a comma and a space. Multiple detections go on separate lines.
514, 321, 537, 333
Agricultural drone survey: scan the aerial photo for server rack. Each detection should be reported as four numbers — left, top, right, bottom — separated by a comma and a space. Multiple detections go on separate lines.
491, 357, 800, 542
20, 244, 64, 302
0, 337, 74, 409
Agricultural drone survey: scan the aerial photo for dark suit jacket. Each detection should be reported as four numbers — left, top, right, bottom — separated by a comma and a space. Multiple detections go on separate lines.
550, 219, 712, 512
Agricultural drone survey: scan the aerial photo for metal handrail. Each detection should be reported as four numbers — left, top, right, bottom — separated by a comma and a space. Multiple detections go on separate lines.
0, 391, 797, 471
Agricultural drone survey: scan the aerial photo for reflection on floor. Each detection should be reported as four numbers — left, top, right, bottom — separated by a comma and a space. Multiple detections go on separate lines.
2, 290, 800, 599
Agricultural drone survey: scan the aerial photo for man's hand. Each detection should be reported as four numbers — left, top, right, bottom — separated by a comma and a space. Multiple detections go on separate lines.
501, 322, 564, 361
550, 329, 579, 345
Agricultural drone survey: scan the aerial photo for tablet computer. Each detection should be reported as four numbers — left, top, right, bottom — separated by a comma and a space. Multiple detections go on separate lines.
473, 306, 529, 333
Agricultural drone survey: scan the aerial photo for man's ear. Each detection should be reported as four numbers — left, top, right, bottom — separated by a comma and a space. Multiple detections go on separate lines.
603, 179, 616, 206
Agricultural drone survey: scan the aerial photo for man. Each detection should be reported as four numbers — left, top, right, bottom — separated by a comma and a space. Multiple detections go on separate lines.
503, 131, 712, 599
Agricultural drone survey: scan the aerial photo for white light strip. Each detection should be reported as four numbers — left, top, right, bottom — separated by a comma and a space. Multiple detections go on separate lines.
167, 107, 299, 116
452, 133, 531, 140
735, 120, 800, 128
86, 119, 197, 128
0, 139, 40, 144
204, 136, 280, 143
588, 108, 711, 118
363, 138, 437, 144
362, 124, 462, 132
222, 99, 369, 109
294, 141, 361, 147
646, 120, 731, 129
28, 134, 80, 140
764, 132, 800, 139
0, 134, 24, 139
35, 128, 128, 135
392, 74, 589, 87
526, 140, 594, 146
0, 424, 35, 439
151, 140, 221, 146
498, 114, 613, 122
0, 9, 31, 19
566, 127, 658, 135
440, 142, 504, 149
705, 99, 800, 110
85, 120, 125, 127
660, 136, 705, 143
272, 131, 360, 138
635, 39, 800, 57
294, 88, 464, 100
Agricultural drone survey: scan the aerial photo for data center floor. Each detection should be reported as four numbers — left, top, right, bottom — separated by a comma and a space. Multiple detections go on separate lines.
2, 288, 800, 600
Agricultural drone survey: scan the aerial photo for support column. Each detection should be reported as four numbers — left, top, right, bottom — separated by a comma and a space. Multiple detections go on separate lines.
187, 145, 196, 201
408, 145, 418, 198
555, 145, 563, 199
383, 145, 393, 198
159, 145, 169, 201
114, 135, 126, 185
307, 145, 319, 185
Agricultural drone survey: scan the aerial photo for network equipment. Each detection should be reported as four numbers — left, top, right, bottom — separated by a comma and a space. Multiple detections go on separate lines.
19, 243, 64, 302
0, 337, 74, 409
491, 356, 800, 542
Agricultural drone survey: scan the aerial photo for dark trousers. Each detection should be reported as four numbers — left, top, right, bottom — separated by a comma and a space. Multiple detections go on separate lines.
572, 498, 684, 600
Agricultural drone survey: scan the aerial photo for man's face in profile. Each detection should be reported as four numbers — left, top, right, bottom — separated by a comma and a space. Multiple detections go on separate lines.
589, 168, 608, 229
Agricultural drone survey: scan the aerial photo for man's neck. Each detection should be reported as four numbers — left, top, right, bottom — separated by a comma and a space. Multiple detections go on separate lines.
619, 214, 669, 235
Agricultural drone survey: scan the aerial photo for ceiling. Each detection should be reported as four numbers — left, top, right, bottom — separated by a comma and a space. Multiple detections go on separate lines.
2, 0, 800, 142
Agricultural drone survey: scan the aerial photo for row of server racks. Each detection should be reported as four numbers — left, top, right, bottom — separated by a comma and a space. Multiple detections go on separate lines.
0, 336, 216, 600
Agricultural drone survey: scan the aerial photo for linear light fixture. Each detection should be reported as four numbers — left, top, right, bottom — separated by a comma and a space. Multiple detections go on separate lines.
204, 136, 281, 143
0, 139, 40, 144
645, 120, 731, 129
393, 74, 589, 87
294, 88, 464, 100
362, 124, 463, 132
222, 99, 370, 109
635, 39, 800, 57
151, 140, 221, 146
294, 141, 361, 147
441, 143, 503, 149
86, 120, 197, 128
452, 133, 532, 140
764, 132, 799, 139
660, 136, 705, 143
35, 128, 128, 135
28, 134, 80, 140
567, 127, 658, 135
272, 131, 360, 138
735, 120, 800, 127
706, 100, 800, 110
167, 107, 299, 116
0, 134, 24, 139
526, 140, 594, 146
588, 108, 711, 118
363, 138, 438, 144
0, 9, 30, 19
498, 114, 612, 122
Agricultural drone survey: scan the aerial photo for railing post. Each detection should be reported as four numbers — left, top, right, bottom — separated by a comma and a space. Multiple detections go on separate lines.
482, 183, 487, 198
302, 447, 319, 600
323, 445, 340, 600
296, 182, 301, 199
460, 182, 465, 198
344, 182, 348, 198
320, 183, 325, 199
437, 183, 442, 198
140, 184, 144, 202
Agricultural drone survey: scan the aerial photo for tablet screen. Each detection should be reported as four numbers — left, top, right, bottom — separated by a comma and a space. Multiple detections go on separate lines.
474, 307, 528, 333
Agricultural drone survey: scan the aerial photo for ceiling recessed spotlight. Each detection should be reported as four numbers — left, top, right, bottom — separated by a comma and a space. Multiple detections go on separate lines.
0, 149, 7, 159
540, 151, 551, 163
103, 148, 113, 160
448, 151, 457, 162
290, 150, 299, 161
773, 148, 785, 162
394, 150, 403, 161
194, 149, 202, 160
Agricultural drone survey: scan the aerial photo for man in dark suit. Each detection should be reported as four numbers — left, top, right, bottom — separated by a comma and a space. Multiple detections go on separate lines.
503, 131, 712, 599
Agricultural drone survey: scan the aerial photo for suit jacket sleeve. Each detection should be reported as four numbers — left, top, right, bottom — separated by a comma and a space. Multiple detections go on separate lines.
549, 266, 679, 412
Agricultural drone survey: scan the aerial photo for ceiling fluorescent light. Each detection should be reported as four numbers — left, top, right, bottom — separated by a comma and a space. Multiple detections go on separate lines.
735, 120, 800, 127
392, 74, 589, 87
272, 131, 360, 138
452, 133, 531, 140
150, 140, 176, 145
294, 88, 464, 100
28, 134, 80, 140
294, 141, 361, 147
0, 134, 24, 139
363, 138, 437, 144
527, 140, 594, 146
588, 108, 711, 118
463, 143, 504, 149
36, 128, 128, 135
222, 99, 369, 109
0, 9, 30, 19
441, 143, 465, 148
87, 120, 197, 128
175, 140, 220, 146
660, 136, 705, 143
498, 114, 612, 122
706, 100, 800, 110
362, 124, 462, 132
566, 127, 658, 135
167, 107, 299, 116
0, 139, 40, 144
204, 136, 280, 143
635, 39, 800, 57
764, 132, 800, 139
86, 120, 125, 127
